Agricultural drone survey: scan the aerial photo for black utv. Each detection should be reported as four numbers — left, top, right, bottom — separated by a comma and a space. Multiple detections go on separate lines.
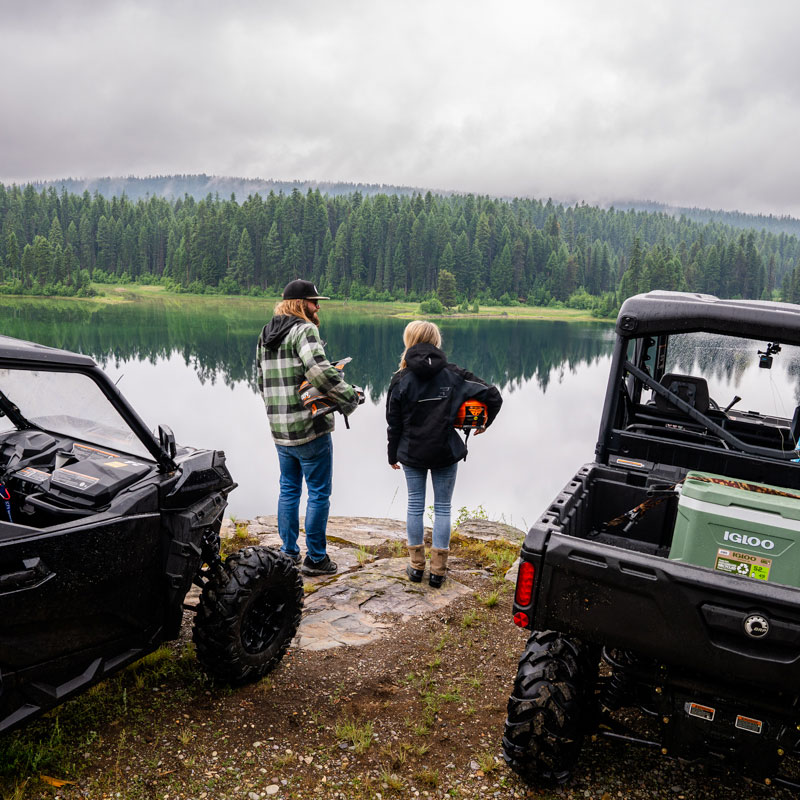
504, 292, 800, 791
0, 336, 303, 734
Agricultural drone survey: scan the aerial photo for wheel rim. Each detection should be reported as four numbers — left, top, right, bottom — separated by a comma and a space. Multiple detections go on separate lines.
241, 590, 287, 654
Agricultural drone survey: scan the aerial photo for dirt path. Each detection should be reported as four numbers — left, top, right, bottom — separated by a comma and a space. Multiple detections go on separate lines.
3, 517, 796, 800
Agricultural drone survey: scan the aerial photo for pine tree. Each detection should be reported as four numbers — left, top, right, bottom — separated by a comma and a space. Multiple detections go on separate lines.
284, 233, 303, 286
5, 231, 19, 280
264, 222, 282, 289
233, 228, 255, 287
453, 232, 470, 295
490, 243, 513, 298
49, 215, 64, 250
32, 235, 52, 285
21, 243, 34, 287
474, 213, 491, 290
437, 268, 457, 309
618, 238, 644, 300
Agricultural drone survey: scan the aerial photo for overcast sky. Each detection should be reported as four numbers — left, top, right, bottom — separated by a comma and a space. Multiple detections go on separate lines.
2, 0, 799, 216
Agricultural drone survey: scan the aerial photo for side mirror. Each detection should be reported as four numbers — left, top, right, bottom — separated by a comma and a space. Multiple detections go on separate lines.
158, 424, 177, 460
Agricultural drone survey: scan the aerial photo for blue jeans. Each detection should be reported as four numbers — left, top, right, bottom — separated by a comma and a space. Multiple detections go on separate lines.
275, 433, 333, 562
402, 462, 458, 550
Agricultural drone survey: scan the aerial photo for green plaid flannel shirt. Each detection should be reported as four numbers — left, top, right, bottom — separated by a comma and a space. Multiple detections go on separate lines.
256, 320, 358, 446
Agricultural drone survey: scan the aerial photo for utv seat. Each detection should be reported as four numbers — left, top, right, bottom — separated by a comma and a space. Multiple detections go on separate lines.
653, 373, 710, 414
626, 373, 724, 445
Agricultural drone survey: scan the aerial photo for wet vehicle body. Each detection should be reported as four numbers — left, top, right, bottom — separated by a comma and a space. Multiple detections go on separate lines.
0, 336, 302, 734
504, 292, 800, 790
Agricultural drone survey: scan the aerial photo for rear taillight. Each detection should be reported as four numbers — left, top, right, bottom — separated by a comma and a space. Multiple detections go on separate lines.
514, 560, 536, 607
513, 611, 529, 627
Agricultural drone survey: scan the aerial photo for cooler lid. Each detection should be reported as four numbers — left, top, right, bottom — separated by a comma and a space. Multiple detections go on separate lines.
680, 471, 800, 522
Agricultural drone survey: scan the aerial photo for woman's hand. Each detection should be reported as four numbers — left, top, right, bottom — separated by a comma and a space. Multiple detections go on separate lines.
390, 463, 401, 470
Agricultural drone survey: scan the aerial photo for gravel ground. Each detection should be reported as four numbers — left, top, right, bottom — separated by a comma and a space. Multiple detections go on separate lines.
3, 541, 798, 800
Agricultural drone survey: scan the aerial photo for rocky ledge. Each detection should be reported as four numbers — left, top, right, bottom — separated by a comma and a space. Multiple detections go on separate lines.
186, 515, 524, 652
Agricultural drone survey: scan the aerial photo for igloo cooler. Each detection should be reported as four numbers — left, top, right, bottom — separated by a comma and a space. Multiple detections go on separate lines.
668, 471, 800, 588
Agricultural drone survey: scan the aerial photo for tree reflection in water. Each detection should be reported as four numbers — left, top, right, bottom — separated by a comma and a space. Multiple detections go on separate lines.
1, 297, 620, 522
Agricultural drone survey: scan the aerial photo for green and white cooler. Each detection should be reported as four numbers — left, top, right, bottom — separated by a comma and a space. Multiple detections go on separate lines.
668, 471, 800, 588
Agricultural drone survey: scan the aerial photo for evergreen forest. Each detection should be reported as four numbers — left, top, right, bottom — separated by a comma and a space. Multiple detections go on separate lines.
3, 180, 800, 316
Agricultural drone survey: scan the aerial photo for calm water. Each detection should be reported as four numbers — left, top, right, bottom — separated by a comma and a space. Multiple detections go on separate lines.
1, 297, 619, 529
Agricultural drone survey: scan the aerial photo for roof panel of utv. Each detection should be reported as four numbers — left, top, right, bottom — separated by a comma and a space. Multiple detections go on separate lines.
0, 335, 96, 367
617, 291, 800, 344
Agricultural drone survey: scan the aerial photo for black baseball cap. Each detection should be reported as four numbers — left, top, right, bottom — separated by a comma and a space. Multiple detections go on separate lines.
282, 279, 330, 301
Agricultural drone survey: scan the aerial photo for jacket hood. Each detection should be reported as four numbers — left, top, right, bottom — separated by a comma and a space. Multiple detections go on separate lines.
405, 343, 447, 379
262, 315, 306, 350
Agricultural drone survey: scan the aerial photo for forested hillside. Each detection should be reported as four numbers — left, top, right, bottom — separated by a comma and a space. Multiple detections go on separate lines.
3, 181, 800, 314
617, 201, 800, 239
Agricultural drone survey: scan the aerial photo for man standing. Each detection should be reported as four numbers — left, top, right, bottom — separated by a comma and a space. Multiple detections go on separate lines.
257, 279, 360, 575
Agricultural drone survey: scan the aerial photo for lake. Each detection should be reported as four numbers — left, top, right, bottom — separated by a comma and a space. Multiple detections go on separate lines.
1, 295, 618, 529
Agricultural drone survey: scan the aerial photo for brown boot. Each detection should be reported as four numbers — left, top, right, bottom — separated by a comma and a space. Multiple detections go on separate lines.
406, 544, 425, 583
429, 547, 449, 588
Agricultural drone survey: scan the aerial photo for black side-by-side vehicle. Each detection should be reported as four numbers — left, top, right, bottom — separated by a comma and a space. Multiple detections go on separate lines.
504, 292, 800, 790
0, 336, 302, 734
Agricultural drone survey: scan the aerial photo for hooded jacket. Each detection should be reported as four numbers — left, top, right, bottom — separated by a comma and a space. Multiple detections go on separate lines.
256, 314, 357, 446
386, 343, 502, 468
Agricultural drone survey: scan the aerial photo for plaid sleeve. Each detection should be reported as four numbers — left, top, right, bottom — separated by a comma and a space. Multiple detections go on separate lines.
293, 325, 358, 414
256, 328, 265, 395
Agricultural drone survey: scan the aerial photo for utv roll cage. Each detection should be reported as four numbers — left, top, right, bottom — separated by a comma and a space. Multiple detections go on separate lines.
596, 292, 800, 481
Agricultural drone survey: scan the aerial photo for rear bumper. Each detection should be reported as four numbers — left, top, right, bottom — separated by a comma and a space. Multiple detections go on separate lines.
519, 533, 800, 691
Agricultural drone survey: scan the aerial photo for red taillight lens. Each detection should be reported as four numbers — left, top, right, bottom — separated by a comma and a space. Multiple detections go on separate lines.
513, 611, 529, 628
514, 561, 536, 606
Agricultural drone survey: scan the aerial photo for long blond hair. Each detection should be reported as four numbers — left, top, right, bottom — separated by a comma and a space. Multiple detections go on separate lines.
399, 320, 442, 369
273, 298, 316, 324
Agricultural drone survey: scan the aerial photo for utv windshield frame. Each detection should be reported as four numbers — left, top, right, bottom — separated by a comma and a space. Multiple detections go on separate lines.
0, 336, 175, 471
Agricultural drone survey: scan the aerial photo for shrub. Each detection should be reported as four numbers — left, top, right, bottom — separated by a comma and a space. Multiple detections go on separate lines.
419, 297, 444, 314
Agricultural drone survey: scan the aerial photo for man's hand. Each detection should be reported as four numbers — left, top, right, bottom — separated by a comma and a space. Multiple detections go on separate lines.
390, 463, 401, 470
474, 427, 486, 436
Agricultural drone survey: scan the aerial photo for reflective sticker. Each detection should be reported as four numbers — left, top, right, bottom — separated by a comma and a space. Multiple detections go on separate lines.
52, 468, 99, 490
617, 458, 645, 467
735, 715, 763, 734
17, 467, 49, 484
686, 702, 715, 721
715, 549, 771, 581
74, 443, 119, 458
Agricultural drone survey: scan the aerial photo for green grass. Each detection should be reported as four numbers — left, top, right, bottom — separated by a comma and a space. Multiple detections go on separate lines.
355, 545, 375, 566
378, 768, 405, 791
460, 609, 480, 629
219, 522, 260, 557
334, 718, 375, 754
449, 532, 519, 576
415, 767, 439, 787
388, 539, 407, 558
0, 643, 204, 797
478, 589, 501, 607
3, 283, 604, 322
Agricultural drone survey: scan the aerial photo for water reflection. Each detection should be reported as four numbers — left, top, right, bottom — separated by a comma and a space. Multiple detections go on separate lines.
0, 298, 616, 526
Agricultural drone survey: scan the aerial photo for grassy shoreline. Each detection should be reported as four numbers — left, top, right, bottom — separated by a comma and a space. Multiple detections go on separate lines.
1, 283, 607, 322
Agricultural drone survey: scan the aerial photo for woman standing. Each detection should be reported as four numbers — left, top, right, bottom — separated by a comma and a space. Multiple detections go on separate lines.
386, 321, 502, 587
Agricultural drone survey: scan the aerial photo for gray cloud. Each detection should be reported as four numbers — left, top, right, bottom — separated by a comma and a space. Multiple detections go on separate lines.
2, 0, 800, 215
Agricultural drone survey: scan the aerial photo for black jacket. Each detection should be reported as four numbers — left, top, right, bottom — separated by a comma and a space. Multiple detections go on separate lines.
386, 343, 502, 469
